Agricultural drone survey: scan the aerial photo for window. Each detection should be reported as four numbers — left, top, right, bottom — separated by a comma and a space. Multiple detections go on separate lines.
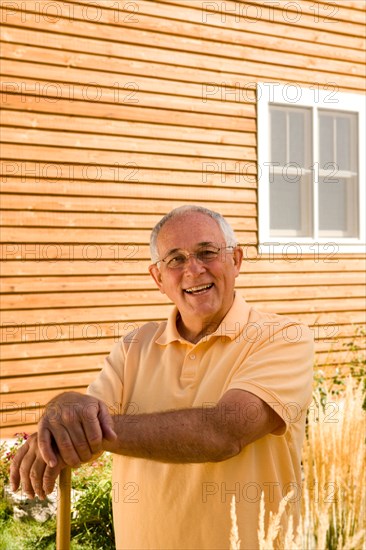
257, 83, 365, 253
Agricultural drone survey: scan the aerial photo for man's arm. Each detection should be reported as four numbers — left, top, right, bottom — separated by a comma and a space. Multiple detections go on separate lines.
103, 388, 284, 462
11, 389, 283, 498
38, 389, 284, 467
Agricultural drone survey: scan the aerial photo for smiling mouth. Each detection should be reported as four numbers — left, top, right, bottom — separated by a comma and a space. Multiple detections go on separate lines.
184, 283, 214, 294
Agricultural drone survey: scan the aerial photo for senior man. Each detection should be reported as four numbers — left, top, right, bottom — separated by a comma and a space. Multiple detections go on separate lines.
11, 205, 314, 549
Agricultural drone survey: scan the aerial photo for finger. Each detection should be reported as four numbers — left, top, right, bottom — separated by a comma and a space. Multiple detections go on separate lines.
98, 401, 117, 441
38, 424, 58, 468
29, 456, 47, 500
64, 421, 94, 464
10, 441, 29, 492
43, 463, 63, 495
81, 413, 104, 455
73, 399, 103, 455
49, 427, 82, 467
18, 446, 38, 500
41, 418, 92, 466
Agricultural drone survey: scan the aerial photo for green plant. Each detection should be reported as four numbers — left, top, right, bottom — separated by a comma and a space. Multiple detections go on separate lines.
0, 516, 94, 549
71, 478, 114, 549
313, 327, 366, 407
343, 327, 366, 409
71, 453, 114, 549
0, 444, 114, 550
0, 433, 29, 490
0, 432, 29, 520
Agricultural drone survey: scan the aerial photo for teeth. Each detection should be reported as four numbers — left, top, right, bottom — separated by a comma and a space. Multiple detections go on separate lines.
185, 284, 212, 293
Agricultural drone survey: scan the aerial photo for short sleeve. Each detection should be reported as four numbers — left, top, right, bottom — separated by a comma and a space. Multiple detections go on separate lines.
87, 339, 125, 413
226, 320, 314, 434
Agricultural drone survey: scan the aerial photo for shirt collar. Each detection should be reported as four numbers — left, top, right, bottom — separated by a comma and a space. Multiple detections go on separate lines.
155, 292, 251, 346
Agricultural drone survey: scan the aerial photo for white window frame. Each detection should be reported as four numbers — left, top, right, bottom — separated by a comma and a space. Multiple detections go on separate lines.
257, 83, 365, 254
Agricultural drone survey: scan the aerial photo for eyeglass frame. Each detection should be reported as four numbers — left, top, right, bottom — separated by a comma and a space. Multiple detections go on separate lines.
154, 244, 237, 269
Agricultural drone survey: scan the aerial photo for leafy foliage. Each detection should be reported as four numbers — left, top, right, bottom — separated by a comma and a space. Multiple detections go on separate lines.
0, 446, 114, 549
0, 433, 29, 491
70, 454, 115, 549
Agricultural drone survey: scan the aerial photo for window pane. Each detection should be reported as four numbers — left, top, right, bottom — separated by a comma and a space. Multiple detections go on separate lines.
336, 116, 352, 171
289, 111, 305, 166
319, 177, 346, 232
319, 111, 357, 172
270, 109, 287, 166
319, 114, 334, 168
270, 174, 309, 235
269, 106, 312, 236
318, 111, 358, 237
319, 177, 351, 235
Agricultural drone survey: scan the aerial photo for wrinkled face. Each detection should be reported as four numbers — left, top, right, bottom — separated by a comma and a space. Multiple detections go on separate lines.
149, 212, 243, 335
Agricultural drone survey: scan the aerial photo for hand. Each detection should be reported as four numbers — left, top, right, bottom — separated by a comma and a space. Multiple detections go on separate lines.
10, 433, 65, 500
38, 392, 116, 467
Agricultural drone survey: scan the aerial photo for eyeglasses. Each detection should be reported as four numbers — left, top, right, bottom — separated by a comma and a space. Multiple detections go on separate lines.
156, 245, 235, 269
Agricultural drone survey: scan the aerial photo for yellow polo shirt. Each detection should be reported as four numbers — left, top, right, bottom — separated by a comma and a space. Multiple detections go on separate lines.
87, 293, 314, 550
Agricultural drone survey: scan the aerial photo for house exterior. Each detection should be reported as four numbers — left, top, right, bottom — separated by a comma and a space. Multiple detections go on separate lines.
0, 0, 365, 437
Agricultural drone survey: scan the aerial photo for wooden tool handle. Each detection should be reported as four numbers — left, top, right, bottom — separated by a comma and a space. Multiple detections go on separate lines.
56, 467, 72, 550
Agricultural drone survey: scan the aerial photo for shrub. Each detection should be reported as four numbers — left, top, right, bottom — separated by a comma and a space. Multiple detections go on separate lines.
71, 454, 115, 549
0, 433, 29, 493
0, 445, 114, 550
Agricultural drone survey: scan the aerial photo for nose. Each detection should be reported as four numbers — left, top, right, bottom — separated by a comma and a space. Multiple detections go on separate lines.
183, 254, 206, 274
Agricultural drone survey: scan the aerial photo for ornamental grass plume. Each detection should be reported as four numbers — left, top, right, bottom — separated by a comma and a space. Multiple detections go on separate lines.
300, 376, 365, 550
257, 490, 298, 550
230, 376, 365, 549
229, 496, 241, 550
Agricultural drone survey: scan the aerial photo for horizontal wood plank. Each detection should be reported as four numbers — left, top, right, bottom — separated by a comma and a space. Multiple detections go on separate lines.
0, 227, 256, 245
2, 25, 364, 78
0, 143, 257, 169
0, 38, 257, 102
1, 271, 365, 293
1, 255, 364, 274
2, 325, 364, 362
156, 0, 366, 25
1, 376, 95, 403
0, 349, 357, 389
1, 356, 105, 392
0, 337, 119, 362
0, 194, 257, 215
0, 60, 259, 118
0, 92, 256, 133
4, 0, 364, 47
2, 312, 365, 345
0, 107, 255, 147
0, 127, 254, 160
1, 10, 364, 67
1, 49, 364, 92
0, 176, 258, 196
1, 297, 364, 328
2, 338, 364, 379
0, 211, 256, 232
2, 286, 365, 311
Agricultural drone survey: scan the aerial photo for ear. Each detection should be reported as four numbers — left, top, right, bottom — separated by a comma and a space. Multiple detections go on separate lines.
148, 264, 165, 294
233, 246, 243, 276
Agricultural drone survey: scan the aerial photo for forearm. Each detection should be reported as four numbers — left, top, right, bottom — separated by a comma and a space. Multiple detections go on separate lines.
36, 389, 281, 468
102, 406, 239, 463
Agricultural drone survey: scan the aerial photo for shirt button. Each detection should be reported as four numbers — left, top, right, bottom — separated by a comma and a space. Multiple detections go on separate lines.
189, 354, 196, 360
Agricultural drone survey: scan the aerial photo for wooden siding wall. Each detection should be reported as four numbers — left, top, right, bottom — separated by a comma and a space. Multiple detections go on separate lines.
1, 0, 365, 437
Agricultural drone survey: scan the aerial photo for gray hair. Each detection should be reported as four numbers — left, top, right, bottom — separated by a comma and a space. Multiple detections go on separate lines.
150, 205, 238, 264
